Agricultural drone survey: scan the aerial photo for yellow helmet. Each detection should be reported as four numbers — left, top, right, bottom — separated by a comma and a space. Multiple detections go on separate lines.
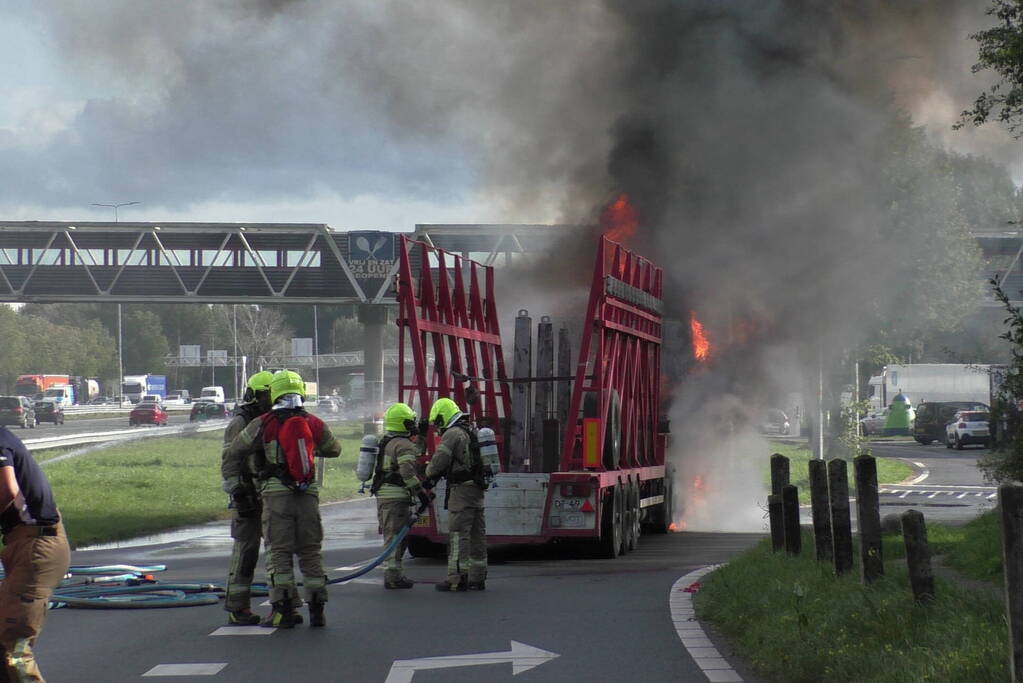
247, 370, 274, 393
270, 370, 305, 403
383, 402, 417, 433
429, 397, 463, 430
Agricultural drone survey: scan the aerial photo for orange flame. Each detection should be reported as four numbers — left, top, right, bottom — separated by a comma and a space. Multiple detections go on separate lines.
690, 312, 711, 362
692, 475, 705, 491
668, 522, 679, 532
600, 193, 639, 244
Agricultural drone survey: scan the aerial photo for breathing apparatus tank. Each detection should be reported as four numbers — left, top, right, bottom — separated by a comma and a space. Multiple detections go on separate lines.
356, 434, 379, 485
477, 427, 500, 484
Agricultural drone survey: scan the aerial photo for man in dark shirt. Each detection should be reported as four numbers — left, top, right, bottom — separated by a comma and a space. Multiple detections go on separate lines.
0, 426, 69, 682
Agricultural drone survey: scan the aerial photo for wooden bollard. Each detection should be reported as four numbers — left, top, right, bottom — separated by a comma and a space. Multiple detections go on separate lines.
828, 458, 854, 576
770, 453, 790, 496
808, 459, 833, 563
768, 494, 784, 551
999, 483, 1023, 681
855, 453, 884, 584
901, 509, 934, 603
782, 484, 801, 556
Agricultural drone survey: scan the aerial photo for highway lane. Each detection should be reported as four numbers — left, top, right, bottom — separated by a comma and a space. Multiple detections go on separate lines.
20, 410, 195, 443
37, 499, 764, 682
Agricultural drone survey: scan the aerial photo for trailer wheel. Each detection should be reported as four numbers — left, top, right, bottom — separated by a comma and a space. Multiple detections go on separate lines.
621, 480, 638, 548
407, 536, 445, 559
649, 470, 674, 534
597, 486, 624, 559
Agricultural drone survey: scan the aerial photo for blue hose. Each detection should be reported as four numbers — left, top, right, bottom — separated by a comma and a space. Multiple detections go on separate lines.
326, 503, 426, 585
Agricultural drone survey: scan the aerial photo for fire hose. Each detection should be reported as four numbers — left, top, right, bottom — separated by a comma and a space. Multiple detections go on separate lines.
327, 498, 429, 585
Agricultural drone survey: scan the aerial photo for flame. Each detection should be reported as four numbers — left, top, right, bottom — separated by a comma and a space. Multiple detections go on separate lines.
600, 193, 639, 244
692, 475, 704, 491
668, 522, 679, 532
690, 312, 711, 362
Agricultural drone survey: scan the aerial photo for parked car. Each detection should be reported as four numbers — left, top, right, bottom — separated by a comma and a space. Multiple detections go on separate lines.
914, 401, 988, 445
945, 410, 991, 450
316, 397, 342, 414
129, 401, 169, 427
189, 401, 229, 422
859, 409, 888, 436
0, 396, 36, 429
34, 400, 64, 425
758, 409, 790, 435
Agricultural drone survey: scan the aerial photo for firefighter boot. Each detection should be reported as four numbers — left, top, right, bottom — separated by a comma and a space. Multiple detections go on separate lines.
309, 601, 326, 628
261, 601, 298, 629
385, 577, 415, 589
435, 576, 468, 592
227, 608, 261, 625
468, 581, 486, 591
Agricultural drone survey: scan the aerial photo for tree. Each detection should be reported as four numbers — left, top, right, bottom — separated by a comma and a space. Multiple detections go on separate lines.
122, 310, 169, 374
219, 305, 293, 367
980, 279, 1023, 482
958, 0, 1023, 136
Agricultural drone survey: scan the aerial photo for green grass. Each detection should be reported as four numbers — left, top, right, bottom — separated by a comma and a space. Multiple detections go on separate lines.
46, 421, 367, 548
697, 531, 1009, 682
766, 443, 913, 503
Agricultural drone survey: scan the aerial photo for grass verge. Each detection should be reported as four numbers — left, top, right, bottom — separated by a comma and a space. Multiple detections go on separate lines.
45, 421, 367, 548
882, 510, 1003, 584
697, 531, 1008, 682
765, 443, 913, 503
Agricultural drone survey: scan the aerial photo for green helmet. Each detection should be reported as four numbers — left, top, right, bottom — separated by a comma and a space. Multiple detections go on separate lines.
429, 397, 463, 430
247, 370, 274, 393
270, 370, 305, 403
383, 402, 417, 433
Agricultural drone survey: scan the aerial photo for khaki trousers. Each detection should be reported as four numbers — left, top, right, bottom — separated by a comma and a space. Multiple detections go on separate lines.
0, 522, 70, 683
262, 491, 327, 604
376, 499, 412, 582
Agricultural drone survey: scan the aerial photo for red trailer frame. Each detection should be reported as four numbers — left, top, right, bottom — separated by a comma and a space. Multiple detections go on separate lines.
398, 234, 672, 556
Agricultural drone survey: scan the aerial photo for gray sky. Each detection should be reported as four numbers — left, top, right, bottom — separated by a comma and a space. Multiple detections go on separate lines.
0, 1, 1020, 230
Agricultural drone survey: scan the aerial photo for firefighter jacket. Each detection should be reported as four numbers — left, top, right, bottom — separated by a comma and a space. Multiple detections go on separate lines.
375, 434, 423, 503
220, 403, 263, 494
425, 426, 475, 484
224, 409, 342, 496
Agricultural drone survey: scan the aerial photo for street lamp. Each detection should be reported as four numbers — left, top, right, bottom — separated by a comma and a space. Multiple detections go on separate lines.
91, 201, 140, 223
91, 201, 140, 404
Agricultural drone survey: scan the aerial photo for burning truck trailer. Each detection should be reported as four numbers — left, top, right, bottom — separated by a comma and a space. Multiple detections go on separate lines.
396, 234, 674, 559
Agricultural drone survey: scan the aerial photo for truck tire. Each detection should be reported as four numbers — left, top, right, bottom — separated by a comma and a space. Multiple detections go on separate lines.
648, 471, 674, 534
407, 536, 445, 559
623, 479, 639, 552
597, 486, 623, 559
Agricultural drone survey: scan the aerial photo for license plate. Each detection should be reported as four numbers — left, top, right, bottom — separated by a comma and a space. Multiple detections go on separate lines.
413, 514, 432, 528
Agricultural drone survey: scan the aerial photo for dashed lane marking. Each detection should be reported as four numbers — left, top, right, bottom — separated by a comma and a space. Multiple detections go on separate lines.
670, 566, 744, 682
143, 663, 227, 676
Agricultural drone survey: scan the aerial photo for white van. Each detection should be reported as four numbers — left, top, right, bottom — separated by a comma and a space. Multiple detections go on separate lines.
200, 386, 225, 403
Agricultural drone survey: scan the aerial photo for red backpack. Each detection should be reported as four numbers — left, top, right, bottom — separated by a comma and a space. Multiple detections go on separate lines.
261, 411, 320, 491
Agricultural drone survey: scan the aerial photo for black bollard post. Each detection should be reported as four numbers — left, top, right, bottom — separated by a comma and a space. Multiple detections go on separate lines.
901, 509, 934, 603
809, 459, 833, 563
770, 453, 790, 496
768, 494, 784, 552
999, 483, 1023, 682
782, 484, 801, 556
828, 458, 853, 576
855, 453, 884, 584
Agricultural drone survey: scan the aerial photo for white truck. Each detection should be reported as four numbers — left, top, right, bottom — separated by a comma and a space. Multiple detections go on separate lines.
867, 364, 991, 412
199, 386, 225, 403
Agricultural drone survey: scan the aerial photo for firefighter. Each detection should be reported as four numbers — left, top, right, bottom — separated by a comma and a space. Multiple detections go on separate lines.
220, 370, 288, 626
425, 397, 487, 592
373, 402, 432, 589
0, 426, 70, 682
224, 370, 342, 628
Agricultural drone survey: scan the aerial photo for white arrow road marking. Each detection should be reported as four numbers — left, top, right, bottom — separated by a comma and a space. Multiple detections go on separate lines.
385, 641, 559, 682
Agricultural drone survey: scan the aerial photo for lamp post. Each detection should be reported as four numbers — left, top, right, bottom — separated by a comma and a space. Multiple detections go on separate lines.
91, 201, 140, 224
91, 201, 139, 404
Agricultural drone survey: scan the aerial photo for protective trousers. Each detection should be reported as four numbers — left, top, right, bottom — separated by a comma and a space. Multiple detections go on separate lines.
224, 507, 262, 612
445, 483, 486, 586
0, 522, 70, 683
376, 499, 412, 583
262, 491, 327, 605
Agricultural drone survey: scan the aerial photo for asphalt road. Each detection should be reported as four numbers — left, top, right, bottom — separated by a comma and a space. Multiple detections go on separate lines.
866, 437, 997, 525
38, 498, 763, 683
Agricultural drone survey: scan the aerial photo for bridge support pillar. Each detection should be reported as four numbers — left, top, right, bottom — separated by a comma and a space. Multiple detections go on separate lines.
359, 305, 388, 414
